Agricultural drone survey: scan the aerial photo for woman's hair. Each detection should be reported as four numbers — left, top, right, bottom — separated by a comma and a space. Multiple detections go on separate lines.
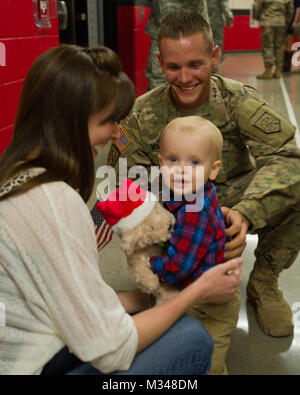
158, 10, 214, 55
0, 45, 135, 202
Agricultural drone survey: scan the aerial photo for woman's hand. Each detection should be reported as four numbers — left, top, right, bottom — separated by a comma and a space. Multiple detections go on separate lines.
195, 257, 243, 303
221, 207, 249, 260
132, 256, 242, 353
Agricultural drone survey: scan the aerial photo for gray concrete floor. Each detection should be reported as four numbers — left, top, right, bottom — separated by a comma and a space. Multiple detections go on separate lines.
87, 52, 300, 375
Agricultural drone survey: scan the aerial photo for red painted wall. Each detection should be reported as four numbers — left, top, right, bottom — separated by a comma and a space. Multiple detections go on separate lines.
224, 14, 262, 51
0, 0, 59, 154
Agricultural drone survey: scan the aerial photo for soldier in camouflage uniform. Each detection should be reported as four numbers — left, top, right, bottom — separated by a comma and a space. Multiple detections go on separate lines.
252, 0, 294, 79
107, 10, 300, 374
145, 0, 209, 91
207, 0, 233, 60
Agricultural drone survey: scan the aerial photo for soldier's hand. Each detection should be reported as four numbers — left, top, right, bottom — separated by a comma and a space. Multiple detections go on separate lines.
221, 207, 249, 261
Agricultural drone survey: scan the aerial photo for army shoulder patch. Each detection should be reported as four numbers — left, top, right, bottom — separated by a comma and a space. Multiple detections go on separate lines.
115, 125, 131, 152
254, 112, 281, 134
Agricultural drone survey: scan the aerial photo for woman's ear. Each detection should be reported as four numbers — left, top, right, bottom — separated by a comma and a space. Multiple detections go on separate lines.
209, 160, 221, 181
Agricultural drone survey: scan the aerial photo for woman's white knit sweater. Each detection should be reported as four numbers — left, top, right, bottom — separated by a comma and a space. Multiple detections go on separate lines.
0, 181, 138, 374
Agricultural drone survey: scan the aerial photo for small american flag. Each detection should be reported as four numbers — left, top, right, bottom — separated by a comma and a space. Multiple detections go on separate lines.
115, 125, 130, 152
91, 202, 114, 251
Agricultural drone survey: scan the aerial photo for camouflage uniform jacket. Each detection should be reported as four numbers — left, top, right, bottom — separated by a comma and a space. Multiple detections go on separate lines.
207, 0, 233, 27
145, 0, 209, 39
108, 75, 300, 231
252, 0, 294, 26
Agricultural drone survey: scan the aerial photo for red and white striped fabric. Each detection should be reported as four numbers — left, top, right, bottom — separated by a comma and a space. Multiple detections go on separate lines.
90, 202, 114, 251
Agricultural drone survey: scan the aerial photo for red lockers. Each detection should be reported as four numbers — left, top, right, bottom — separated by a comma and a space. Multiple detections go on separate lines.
0, 0, 59, 155
117, 1, 151, 97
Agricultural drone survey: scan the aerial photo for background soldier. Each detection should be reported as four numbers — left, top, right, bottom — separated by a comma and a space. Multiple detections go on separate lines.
252, 0, 294, 79
207, 0, 233, 62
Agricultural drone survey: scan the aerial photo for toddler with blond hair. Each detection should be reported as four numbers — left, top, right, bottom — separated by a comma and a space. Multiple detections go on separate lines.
150, 116, 241, 375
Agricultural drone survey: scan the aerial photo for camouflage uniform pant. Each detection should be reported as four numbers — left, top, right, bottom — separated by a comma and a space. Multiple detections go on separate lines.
260, 26, 286, 69
210, 22, 225, 65
211, 22, 225, 48
146, 38, 167, 91
215, 169, 300, 274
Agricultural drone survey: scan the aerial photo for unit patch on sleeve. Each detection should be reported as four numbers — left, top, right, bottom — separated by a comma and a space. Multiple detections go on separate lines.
115, 125, 131, 152
254, 112, 281, 134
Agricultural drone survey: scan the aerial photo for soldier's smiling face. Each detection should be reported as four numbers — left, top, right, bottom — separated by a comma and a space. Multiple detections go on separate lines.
158, 32, 219, 110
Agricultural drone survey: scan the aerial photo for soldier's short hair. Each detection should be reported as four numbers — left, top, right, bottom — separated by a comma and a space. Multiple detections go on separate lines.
158, 9, 214, 55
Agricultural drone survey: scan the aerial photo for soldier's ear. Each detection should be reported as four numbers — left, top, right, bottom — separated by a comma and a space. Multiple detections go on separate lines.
212, 45, 220, 69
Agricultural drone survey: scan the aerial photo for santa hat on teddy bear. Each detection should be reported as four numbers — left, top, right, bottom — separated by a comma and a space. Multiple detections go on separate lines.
96, 178, 158, 235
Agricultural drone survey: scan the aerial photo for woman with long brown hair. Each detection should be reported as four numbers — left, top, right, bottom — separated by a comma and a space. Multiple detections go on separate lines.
0, 44, 242, 375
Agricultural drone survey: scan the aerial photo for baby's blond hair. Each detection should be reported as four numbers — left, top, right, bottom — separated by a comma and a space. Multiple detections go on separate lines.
161, 116, 223, 161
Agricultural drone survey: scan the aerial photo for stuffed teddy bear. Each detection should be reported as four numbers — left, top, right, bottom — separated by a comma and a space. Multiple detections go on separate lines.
96, 178, 179, 304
